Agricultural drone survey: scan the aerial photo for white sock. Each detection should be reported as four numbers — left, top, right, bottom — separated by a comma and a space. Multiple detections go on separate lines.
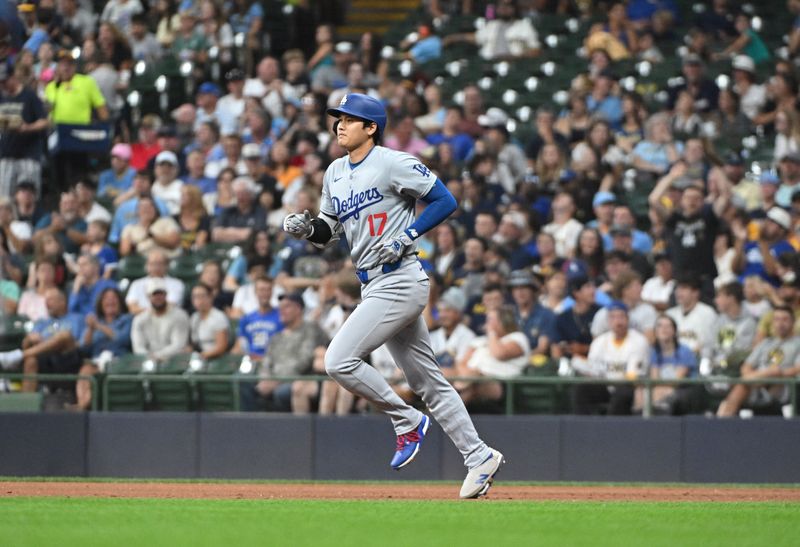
0, 349, 24, 370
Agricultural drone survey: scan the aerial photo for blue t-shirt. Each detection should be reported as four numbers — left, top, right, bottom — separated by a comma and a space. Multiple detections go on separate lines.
109, 196, 170, 243
650, 343, 698, 378
22, 28, 47, 53
33, 313, 84, 342
237, 308, 282, 358
410, 36, 442, 64
425, 132, 474, 162
586, 95, 623, 130
94, 245, 119, 275
84, 314, 133, 357
183, 174, 217, 195
34, 214, 87, 255
739, 239, 795, 286
516, 303, 557, 349
68, 278, 118, 316
602, 229, 653, 254
98, 167, 136, 197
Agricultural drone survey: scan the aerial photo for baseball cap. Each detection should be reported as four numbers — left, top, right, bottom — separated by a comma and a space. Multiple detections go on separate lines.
676, 273, 702, 290
609, 224, 632, 237
780, 151, 800, 164
477, 107, 509, 128
278, 292, 305, 308
242, 143, 262, 159
508, 269, 539, 289
500, 211, 527, 230
592, 191, 616, 207
606, 300, 628, 313
732, 55, 755, 73
605, 249, 631, 263
111, 143, 132, 160
155, 150, 178, 166
157, 125, 177, 138
760, 170, 781, 185
723, 151, 744, 166
56, 49, 77, 63
439, 287, 467, 313
653, 250, 671, 262
766, 207, 792, 231
682, 53, 703, 65
568, 274, 591, 294
197, 82, 221, 97
334, 41, 354, 54
225, 68, 245, 82
147, 278, 168, 295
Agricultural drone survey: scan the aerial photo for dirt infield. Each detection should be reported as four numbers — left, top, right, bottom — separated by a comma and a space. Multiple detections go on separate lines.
2, 482, 800, 502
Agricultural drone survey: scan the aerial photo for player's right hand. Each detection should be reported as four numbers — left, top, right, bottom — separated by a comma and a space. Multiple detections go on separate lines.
283, 210, 313, 239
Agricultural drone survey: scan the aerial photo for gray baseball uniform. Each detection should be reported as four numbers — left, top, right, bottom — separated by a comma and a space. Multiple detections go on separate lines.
320, 146, 492, 469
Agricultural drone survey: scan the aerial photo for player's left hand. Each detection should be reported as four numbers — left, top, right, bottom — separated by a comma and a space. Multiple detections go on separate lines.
371, 232, 414, 265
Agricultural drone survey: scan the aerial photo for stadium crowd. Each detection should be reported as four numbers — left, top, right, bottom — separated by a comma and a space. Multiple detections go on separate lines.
0, 0, 798, 417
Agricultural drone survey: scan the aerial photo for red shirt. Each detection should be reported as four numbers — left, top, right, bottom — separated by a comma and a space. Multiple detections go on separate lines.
130, 142, 162, 170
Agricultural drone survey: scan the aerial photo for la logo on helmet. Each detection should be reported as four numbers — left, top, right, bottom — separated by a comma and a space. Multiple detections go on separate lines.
340, 95, 348, 105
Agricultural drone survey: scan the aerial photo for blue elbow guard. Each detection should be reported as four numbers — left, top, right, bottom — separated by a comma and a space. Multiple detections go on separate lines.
404, 179, 457, 240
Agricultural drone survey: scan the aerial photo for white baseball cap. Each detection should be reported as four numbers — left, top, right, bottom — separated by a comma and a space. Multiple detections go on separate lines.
146, 278, 168, 295
766, 207, 792, 231
732, 55, 755, 73
155, 150, 178, 166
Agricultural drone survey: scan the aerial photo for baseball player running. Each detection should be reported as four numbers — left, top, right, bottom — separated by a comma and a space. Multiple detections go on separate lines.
283, 93, 503, 498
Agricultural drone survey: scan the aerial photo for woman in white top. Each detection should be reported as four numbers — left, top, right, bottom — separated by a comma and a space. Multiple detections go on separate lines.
448, 305, 530, 405
119, 195, 181, 258
188, 283, 230, 360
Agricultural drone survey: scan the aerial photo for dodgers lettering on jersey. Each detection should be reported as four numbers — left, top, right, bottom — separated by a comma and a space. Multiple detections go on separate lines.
320, 146, 437, 270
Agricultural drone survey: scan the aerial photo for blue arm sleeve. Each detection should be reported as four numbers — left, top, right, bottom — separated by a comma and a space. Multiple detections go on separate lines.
404, 179, 457, 240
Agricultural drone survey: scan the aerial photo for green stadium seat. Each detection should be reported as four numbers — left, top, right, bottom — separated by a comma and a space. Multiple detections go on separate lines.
197, 354, 246, 411
512, 360, 567, 415
169, 254, 203, 284
105, 354, 147, 411
116, 254, 147, 282
0, 315, 31, 352
0, 392, 43, 412
150, 353, 195, 411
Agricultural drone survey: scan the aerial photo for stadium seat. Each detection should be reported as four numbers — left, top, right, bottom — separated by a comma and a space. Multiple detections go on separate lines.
150, 353, 195, 411
105, 354, 147, 411
0, 315, 31, 352
197, 354, 246, 411
0, 392, 43, 412
116, 254, 147, 281
168, 254, 203, 284
512, 360, 567, 415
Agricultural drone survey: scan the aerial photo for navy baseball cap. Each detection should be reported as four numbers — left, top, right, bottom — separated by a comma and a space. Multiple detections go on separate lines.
278, 292, 305, 308
197, 82, 221, 97
606, 300, 628, 313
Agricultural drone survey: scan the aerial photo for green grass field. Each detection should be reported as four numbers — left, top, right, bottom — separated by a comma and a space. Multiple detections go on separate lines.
3, 497, 800, 547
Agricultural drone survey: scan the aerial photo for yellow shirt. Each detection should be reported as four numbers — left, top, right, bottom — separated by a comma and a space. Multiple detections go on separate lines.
44, 74, 106, 125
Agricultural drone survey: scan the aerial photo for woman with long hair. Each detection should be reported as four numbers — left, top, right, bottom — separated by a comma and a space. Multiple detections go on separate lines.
223, 228, 274, 291
648, 314, 699, 415
555, 91, 591, 147
175, 185, 210, 251
306, 23, 335, 76
773, 107, 800, 163
74, 287, 133, 410
17, 259, 57, 320
119, 195, 181, 257
615, 91, 646, 154
573, 227, 606, 282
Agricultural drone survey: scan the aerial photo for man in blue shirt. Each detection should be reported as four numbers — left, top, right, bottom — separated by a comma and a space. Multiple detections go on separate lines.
586, 70, 623, 130
98, 143, 136, 199
68, 254, 117, 315
426, 105, 475, 162
733, 207, 795, 287
233, 276, 282, 359
0, 287, 84, 392
508, 269, 556, 357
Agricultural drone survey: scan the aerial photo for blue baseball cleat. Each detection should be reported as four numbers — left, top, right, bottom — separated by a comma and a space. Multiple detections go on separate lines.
390, 415, 430, 470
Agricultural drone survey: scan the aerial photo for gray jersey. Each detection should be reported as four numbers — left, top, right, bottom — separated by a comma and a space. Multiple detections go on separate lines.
320, 146, 437, 270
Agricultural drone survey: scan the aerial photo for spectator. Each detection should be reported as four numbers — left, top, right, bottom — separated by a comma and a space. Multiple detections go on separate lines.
184, 260, 233, 315
306, 23, 335, 77
119, 195, 181, 258
573, 227, 606, 283
554, 96, 589, 152
430, 287, 476, 369
232, 275, 281, 359
203, 167, 237, 216
131, 278, 190, 361
187, 283, 229, 360
67, 254, 116, 316
60, 0, 96, 47
607, 224, 652, 280
467, 282, 506, 334
129, 113, 162, 170
146, 125, 187, 175
74, 287, 132, 410
508, 269, 555, 357
0, 287, 83, 393
641, 251, 675, 312
171, 9, 208, 64
670, 89, 702, 139
384, 111, 429, 157
0, 62, 47, 197
592, 271, 657, 341
100, 0, 143, 35
33, 190, 87, 255
216, 68, 246, 136
125, 250, 184, 314
650, 163, 731, 296
709, 281, 757, 371
182, 149, 216, 195
212, 176, 266, 244
586, 70, 623, 130
713, 13, 770, 65
415, 83, 446, 135
616, 91, 646, 154
584, 2, 638, 60
12, 181, 45, 237
649, 314, 700, 415
773, 109, 800, 165
425, 105, 474, 162
666, 276, 719, 356
573, 301, 649, 415
448, 305, 530, 405
17, 258, 56, 320
730, 55, 766, 121
631, 113, 683, 178
74, 180, 111, 224
442, 0, 540, 61
552, 274, 600, 368
716, 306, 800, 417
98, 143, 135, 199
777, 152, 800, 208
151, 151, 183, 215
194, 81, 222, 132
174, 184, 209, 251
543, 192, 583, 258
0, 195, 30, 256
109, 170, 170, 243
81, 219, 117, 277
732, 207, 794, 287
247, 292, 327, 413
667, 53, 719, 114
707, 88, 752, 144
129, 12, 161, 62
495, 210, 536, 269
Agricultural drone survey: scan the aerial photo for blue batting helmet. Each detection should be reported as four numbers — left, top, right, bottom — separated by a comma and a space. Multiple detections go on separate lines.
326, 93, 387, 138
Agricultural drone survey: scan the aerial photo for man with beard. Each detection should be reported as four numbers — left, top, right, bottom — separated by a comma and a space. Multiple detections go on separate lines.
32, 189, 86, 255
131, 279, 190, 362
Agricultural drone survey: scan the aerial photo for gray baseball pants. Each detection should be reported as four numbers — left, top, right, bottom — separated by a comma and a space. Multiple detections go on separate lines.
324, 260, 492, 469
